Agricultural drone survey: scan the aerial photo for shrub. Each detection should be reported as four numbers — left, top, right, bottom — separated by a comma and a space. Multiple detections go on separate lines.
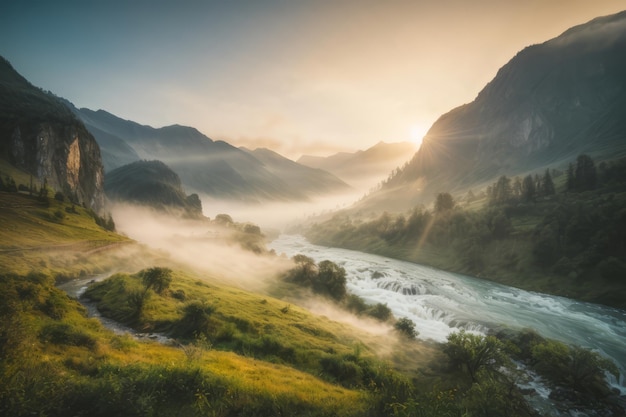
443, 330, 505, 382
394, 317, 418, 339
140, 267, 172, 295
366, 303, 392, 321
531, 340, 617, 397
174, 301, 216, 338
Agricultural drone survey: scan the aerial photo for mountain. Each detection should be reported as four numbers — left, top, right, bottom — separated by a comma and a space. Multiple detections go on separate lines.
242, 147, 349, 196
298, 141, 416, 188
105, 160, 203, 217
68, 106, 349, 202
373, 11, 626, 210
0, 57, 105, 212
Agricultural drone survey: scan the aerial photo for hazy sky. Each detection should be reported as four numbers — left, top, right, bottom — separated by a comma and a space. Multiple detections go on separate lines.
2, 1, 625, 158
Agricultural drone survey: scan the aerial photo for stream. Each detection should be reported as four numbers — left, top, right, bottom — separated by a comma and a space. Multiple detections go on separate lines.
268, 235, 626, 403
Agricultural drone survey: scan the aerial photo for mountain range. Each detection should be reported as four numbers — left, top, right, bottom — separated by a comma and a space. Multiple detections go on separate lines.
361, 11, 626, 212
297, 141, 416, 189
66, 104, 350, 203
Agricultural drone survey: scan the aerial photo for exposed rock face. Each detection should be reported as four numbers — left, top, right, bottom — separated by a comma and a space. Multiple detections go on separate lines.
0, 57, 105, 212
387, 11, 626, 201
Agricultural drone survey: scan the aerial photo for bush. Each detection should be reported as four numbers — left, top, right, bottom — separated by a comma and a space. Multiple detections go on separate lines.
140, 267, 173, 295
444, 330, 505, 382
174, 301, 216, 338
531, 340, 617, 397
394, 317, 418, 339
366, 303, 392, 321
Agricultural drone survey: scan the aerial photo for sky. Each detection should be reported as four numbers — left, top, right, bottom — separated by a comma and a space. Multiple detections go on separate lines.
2, 0, 625, 159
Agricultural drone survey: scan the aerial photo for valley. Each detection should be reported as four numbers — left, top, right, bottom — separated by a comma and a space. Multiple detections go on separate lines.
2, 5, 626, 417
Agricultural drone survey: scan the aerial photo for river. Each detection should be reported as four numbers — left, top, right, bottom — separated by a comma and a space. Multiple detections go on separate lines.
268, 235, 626, 383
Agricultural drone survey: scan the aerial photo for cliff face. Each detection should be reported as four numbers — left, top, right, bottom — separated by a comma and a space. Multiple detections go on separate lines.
390, 11, 626, 197
0, 57, 105, 212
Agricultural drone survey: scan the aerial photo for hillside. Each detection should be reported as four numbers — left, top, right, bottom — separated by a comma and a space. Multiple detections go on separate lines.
305, 155, 626, 310
298, 141, 416, 189
0, 57, 105, 212
68, 105, 350, 202
243, 147, 349, 196
105, 160, 203, 217
360, 11, 626, 212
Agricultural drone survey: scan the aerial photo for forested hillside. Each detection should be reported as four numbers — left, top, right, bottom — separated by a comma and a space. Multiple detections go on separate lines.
306, 155, 626, 309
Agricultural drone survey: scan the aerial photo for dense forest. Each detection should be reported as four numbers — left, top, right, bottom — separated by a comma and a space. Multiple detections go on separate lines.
305, 155, 626, 309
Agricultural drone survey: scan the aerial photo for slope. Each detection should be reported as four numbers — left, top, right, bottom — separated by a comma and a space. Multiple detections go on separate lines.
104, 160, 203, 217
366, 11, 626, 212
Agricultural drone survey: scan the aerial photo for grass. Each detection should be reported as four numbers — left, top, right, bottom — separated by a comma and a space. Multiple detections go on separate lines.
0, 191, 411, 416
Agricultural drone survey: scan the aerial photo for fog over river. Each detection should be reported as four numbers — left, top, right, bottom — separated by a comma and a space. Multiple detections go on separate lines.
269, 235, 626, 378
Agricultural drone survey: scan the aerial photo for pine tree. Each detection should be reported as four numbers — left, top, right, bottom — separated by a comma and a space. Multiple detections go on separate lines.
575, 154, 597, 191
566, 163, 575, 191
522, 175, 536, 202
541, 168, 555, 196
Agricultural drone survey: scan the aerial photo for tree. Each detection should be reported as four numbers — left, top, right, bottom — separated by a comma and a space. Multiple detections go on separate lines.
566, 162, 575, 191
434, 192, 455, 213
521, 175, 536, 202
490, 176, 512, 204
541, 168, 555, 196
289, 254, 317, 285
315, 260, 347, 301
512, 177, 522, 199
394, 317, 418, 339
574, 154, 597, 191
141, 267, 173, 295
444, 330, 505, 383
214, 213, 234, 226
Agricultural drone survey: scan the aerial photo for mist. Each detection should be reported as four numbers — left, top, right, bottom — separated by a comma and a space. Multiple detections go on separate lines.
199, 188, 366, 232
109, 203, 292, 292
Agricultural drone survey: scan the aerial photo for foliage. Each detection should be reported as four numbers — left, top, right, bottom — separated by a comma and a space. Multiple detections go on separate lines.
175, 300, 216, 338
531, 340, 618, 398
434, 192, 455, 213
443, 330, 505, 382
141, 266, 173, 295
285, 256, 348, 301
393, 317, 418, 339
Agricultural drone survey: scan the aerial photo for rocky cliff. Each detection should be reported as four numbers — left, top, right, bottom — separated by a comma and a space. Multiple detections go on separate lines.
0, 57, 105, 212
386, 11, 626, 202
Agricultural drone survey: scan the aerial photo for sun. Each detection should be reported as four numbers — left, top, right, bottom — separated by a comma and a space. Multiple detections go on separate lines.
409, 124, 427, 146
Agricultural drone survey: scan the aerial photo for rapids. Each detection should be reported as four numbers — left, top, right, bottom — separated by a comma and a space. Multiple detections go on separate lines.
269, 234, 626, 381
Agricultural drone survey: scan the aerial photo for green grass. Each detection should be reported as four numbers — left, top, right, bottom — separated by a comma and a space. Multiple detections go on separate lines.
0, 191, 420, 416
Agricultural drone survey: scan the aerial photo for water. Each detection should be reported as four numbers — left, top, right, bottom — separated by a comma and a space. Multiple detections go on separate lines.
269, 235, 626, 379
57, 273, 172, 344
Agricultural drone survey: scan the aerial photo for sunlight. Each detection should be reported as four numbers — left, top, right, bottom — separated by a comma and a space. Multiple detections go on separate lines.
410, 124, 427, 146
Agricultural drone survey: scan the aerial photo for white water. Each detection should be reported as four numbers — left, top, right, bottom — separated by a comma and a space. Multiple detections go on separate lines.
269, 235, 626, 380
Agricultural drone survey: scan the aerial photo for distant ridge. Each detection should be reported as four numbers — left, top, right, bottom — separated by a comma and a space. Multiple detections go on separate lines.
67, 105, 350, 202
105, 160, 203, 217
298, 141, 416, 188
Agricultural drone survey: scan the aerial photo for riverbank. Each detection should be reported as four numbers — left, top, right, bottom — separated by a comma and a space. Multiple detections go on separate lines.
302, 187, 626, 310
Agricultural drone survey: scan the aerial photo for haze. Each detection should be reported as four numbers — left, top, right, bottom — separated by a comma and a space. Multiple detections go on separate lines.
2, 0, 624, 158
